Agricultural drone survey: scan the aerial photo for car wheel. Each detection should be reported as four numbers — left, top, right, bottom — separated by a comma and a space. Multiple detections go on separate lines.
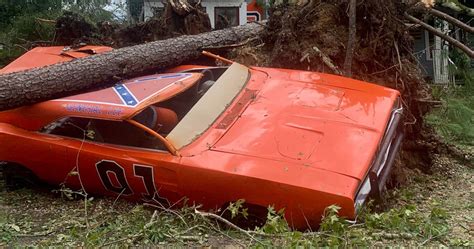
0, 162, 40, 190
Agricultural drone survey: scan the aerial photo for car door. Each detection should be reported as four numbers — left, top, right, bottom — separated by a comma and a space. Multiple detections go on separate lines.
68, 118, 183, 204
0, 123, 75, 186
3, 117, 90, 187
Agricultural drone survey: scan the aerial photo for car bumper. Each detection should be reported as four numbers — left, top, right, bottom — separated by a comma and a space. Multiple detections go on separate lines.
354, 99, 404, 211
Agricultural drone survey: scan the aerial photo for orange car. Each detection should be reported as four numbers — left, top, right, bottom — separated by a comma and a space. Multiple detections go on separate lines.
0, 46, 403, 229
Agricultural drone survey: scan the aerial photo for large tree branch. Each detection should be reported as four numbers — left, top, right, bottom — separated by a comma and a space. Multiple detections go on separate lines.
429, 7, 473, 33
440, 1, 474, 17
413, 5, 474, 33
0, 23, 264, 111
404, 13, 474, 58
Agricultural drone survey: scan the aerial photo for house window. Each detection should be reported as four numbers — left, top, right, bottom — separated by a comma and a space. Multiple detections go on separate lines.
214, 7, 240, 29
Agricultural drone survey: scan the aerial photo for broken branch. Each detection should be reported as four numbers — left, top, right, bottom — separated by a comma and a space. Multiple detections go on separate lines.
312, 46, 343, 75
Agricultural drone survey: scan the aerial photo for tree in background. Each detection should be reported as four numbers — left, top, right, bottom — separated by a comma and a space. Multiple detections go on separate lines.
0, 0, 62, 66
0, 0, 119, 67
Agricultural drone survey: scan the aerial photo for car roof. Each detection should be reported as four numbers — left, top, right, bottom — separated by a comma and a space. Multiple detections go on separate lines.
0, 46, 203, 129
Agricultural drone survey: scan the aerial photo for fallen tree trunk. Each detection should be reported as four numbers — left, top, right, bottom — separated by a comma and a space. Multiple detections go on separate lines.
404, 13, 474, 58
0, 22, 264, 111
426, 7, 474, 33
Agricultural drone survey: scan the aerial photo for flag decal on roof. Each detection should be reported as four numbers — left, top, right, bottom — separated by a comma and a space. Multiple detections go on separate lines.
113, 84, 138, 106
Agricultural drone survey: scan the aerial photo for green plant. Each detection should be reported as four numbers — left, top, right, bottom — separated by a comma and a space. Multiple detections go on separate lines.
259, 206, 289, 234
226, 199, 249, 219
426, 48, 474, 145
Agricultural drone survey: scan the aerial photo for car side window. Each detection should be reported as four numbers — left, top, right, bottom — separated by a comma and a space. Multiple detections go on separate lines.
41, 117, 90, 139
88, 119, 166, 150
41, 117, 166, 151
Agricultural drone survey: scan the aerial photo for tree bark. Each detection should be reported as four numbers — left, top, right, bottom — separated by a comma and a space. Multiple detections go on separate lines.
0, 23, 264, 111
343, 0, 356, 77
428, 7, 474, 33
404, 13, 474, 58
413, 5, 474, 33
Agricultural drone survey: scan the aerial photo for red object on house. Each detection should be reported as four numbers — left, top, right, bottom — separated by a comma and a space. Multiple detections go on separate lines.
247, 0, 265, 22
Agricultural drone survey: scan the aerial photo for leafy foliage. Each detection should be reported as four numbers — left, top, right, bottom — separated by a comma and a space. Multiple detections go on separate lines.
258, 206, 289, 234
0, 0, 118, 68
0, 0, 62, 67
426, 49, 474, 145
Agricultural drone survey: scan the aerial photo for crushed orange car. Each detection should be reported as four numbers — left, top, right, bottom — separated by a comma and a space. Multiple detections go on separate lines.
0, 46, 403, 229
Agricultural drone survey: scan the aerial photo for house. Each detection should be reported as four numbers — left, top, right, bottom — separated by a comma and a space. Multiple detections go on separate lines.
412, 19, 452, 84
412, 2, 473, 84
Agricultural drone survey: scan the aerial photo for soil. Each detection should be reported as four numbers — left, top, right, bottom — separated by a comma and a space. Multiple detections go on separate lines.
385, 146, 473, 246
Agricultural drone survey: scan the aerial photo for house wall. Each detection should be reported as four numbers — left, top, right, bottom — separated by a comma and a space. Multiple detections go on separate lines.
143, 0, 247, 28
413, 29, 434, 79
413, 24, 451, 84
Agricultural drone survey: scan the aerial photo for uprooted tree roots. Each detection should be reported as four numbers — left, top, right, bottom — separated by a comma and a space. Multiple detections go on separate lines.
54, 0, 211, 47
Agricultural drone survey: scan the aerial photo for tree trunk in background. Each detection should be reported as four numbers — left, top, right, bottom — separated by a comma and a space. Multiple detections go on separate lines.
0, 23, 264, 111
343, 0, 356, 77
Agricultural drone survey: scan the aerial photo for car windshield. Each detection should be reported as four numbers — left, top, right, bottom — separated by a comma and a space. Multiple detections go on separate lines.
166, 63, 250, 149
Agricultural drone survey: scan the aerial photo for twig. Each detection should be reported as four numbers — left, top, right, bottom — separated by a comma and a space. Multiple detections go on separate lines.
143, 202, 188, 226
195, 209, 253, 236
394, 41, 402, 71
111, 187, 126, 209
35, 18, 56, 24
13, 44, 28, 51
312, 46, 343, 75
194, 209, 264, 244
100, 210, 159, 247
203, 37, 258, 50
370, 64, 399, 75
419, 231, 449, 246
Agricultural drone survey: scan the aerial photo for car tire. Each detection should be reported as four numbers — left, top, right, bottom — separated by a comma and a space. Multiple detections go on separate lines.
0, 162, 41, 190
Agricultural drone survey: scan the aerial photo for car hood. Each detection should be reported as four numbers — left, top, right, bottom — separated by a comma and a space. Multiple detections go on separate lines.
211, 68, 399, 181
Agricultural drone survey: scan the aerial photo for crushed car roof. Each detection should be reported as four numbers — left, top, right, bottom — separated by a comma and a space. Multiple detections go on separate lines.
48, 72, 201, 120
3, 72, 202, 124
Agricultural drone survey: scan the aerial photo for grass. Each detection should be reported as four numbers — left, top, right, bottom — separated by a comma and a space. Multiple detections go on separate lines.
1, 149, 471, 247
